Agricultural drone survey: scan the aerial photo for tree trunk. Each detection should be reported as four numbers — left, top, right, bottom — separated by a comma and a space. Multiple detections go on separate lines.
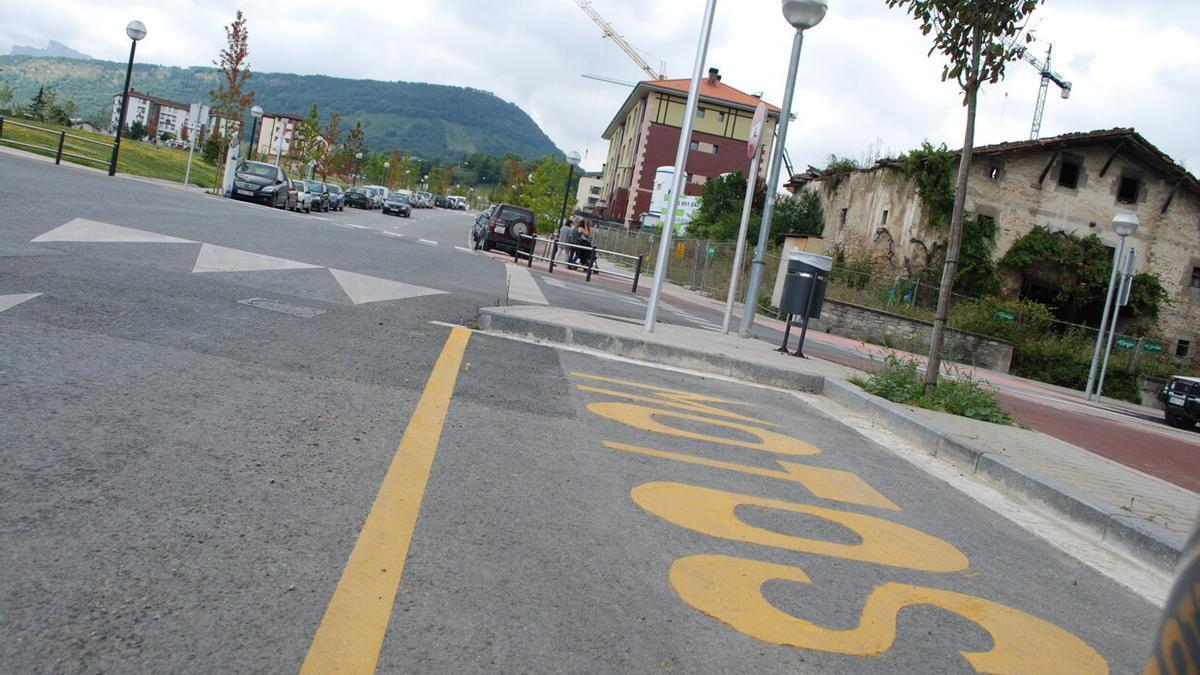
924, 25, 983, 393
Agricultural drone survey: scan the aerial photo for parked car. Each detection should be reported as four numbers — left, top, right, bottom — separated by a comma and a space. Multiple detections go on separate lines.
475, 203, 536, 255
344, 187, 371, 209
325, 183, 345, 211
416, 191, 433, 208
434, 195, 449, 208
293, 179, 316, 212
363, 186, 384, 209
306, 180, 331, 212
1159, 376, 1200, 429
447, 195, 467, 210
383, 193, 412, 217
364, 185, 390, 203
282, 178, 299, 211
230, 161, 289, 208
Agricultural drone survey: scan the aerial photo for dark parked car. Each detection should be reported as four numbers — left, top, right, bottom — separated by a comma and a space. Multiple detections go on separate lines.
475, 203, 536, 256
1159, 376, 1200, 429
434, 195, 449, 208
306, 180, 331, 212
383, 194, 412, 217
325, 184, 345, 211
344, 187, 372, 209
231, 161, 289, 208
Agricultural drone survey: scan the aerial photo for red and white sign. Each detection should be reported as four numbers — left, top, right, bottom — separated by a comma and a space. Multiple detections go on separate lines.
748, 102, 767, 158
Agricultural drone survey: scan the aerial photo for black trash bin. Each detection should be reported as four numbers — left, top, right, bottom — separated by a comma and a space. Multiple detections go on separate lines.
777, 251, 832, 357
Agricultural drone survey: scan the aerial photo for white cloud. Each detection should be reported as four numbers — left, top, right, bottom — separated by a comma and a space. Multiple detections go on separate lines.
2, 0, 1197, 174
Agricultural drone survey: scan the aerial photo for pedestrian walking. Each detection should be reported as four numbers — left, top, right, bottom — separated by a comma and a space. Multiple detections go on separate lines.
558, 219, 577, 265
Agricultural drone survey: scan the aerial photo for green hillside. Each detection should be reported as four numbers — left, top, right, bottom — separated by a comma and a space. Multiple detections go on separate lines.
0, 55, 560, 160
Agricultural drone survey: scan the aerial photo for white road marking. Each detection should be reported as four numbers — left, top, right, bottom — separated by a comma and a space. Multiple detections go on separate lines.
0, 293, 41, 312
345, 224, 371, 229
191, 243, 321, 273
328, 269, 445, 305
333, 223, 356, 229
542, 277, 567, 288
313, 216, 334, 222
454, 246, 475, 254
418, 239, 438, 247
378, 231, 405, 238
33, 219, 195, 244
505, 264, 548, 305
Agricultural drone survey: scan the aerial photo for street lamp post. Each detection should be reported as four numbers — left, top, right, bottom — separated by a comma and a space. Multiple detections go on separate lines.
559, 150, 582, 227
642, 0, 719, 333
1085, 211, 1140, 400
384, 161, 391, 187
737, 0, 827, 337
108, 20, 147, 176
247, 105, 263, 161
353, 151, 363, 186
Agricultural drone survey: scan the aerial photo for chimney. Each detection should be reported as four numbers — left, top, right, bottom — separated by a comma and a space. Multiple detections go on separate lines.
707, 67, 721, 85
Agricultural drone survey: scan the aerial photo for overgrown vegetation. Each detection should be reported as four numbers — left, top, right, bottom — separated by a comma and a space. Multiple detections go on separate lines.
687, 173, 823, 244
898, 142, 957, 227
854, 354, 1013, 425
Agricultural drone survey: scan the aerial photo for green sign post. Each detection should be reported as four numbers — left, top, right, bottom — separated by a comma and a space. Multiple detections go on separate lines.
993, 310, 1016, 322
1144, 340, 1164, 354
1115, 336, 1138, 351
707, 243, 716, 257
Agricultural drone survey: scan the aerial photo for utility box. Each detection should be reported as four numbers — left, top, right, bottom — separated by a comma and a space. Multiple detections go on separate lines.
779, 251, 832, 318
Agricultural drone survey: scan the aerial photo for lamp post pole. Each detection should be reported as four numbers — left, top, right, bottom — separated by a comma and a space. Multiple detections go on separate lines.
109, 20, 146, 176
1085, 211, 1140, 400
643, 0, 719, 333
353, 151, 363, 187
738, 0, 827, 337
559, 150, 582, 227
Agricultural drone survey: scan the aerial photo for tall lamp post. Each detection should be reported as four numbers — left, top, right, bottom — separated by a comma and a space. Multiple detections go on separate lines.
384, 161, 391, 187
352, 151, 363, 186
247, 105, 263, 161
108, 20, 147, 176
737, 0, 827, 337
558, 150, 582, 226
1085, 211, 1140, 400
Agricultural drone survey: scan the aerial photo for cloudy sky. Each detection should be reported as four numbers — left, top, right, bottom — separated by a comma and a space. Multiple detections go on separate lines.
4, 0, 1198, 178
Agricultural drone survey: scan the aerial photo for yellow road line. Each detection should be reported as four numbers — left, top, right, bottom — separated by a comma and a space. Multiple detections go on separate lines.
300, 327, 471, 674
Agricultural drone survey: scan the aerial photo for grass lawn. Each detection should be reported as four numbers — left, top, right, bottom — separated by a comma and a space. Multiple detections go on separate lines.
0, 116, 219, 189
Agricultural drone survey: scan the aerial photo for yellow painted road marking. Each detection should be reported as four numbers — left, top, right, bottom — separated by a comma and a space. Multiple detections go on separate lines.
587, 401, 821, 456
604, 441, 900, 511
300, 327, 471, 675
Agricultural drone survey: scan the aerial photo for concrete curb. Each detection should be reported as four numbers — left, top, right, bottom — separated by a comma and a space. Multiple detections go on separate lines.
823, 379, 1184, 574
478, 307, 825, 393
479, 306, 1184, 574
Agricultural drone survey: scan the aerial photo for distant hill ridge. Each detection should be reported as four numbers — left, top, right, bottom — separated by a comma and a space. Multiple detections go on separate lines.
10, 41, 94, 60
0, 55, 560, 160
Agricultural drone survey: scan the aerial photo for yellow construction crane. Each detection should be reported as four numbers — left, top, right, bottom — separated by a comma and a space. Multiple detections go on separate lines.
574, 0, 665, 80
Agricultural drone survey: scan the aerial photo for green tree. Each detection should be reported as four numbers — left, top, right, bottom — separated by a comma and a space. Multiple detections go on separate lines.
886, 0, 1042, 391
505, 156, 576, 227
202, 135, 220, 164
0, 82, 14, 113
26, 87, 50, 120
773, 190, 824, 240
315, 112, 342, 180
291, 104, 324, 176
688, 172, 763, 242
898, 142, 958, 227
127, 120, 147, 141
209, 10, 254, 166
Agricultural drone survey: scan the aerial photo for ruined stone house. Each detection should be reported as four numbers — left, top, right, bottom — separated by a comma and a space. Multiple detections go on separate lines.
786, 128, 1200, 358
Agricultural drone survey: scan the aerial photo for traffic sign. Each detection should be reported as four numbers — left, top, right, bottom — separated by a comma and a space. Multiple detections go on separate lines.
1144, 340, 1164, 354
993, 310, 1016, 322
707, 243, 717, 257
1115, 336, 1138, 351
748, 102, 767, 159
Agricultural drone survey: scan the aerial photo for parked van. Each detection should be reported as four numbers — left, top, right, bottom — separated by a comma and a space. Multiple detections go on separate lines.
364, 185, 390, 202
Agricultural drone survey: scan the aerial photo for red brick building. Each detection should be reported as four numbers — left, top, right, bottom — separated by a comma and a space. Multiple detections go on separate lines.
598, 68, 780, 229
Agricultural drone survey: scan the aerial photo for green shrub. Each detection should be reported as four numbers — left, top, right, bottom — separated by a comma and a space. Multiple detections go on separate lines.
1010, 331, 1141, 403
952, 297, 1054, 343
857, 355, 1013, 425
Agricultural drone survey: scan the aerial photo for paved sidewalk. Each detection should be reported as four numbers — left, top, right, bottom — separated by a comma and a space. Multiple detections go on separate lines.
478, 303, 1197, 574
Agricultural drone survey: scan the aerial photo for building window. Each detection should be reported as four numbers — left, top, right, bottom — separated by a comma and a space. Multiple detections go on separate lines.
689, 140, 699, 151
988, 166, 1002, 180
1178, 340, 1192, 358
1191, 266, 1200, 289
840, 208, 848, 225
881, 209, 889, 225
717, 111, 726, 123
696, 108, 706, 118
1058, 159, 1082, 189
1117, 176, 1140, 204
711, 144, 719, 155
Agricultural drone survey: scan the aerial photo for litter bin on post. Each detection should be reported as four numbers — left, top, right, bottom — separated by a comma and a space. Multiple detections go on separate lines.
777, 251, 832, 358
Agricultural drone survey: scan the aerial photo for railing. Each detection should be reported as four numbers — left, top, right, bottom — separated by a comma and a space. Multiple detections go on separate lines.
516, 234, 645, 293
0, 115, 115, 171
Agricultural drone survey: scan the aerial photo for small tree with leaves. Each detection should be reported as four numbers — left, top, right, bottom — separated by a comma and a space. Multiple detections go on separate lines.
209, 10, 254, 167
886, 0, 1040, 391
314, 112, 342, 180
291, 104, 324, 175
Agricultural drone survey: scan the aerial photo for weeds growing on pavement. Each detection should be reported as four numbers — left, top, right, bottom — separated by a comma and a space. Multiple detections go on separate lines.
855, 354, 1013, 425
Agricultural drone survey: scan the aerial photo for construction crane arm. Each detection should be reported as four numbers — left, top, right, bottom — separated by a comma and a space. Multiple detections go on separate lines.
574, 0, 662, 80
1019, 44, 1072, 95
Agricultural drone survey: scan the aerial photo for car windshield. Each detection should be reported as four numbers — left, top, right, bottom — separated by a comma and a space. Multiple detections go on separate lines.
388, 195, 409, 203
306, 181, 323, 191
327, 185, 342, 194
364, 188, 378, 196
237, 163, 276, 178
498, 206, 533, 222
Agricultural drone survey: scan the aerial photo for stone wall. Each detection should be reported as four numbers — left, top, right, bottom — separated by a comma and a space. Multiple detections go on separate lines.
807, 299, 1015, 373
1139, 376, 1168, 410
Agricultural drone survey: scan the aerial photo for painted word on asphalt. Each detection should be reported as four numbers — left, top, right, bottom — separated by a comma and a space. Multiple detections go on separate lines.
569, 371, 1108, 674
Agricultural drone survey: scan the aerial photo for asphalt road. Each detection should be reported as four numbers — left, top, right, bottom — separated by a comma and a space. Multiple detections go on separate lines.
0, 154, 1165, 673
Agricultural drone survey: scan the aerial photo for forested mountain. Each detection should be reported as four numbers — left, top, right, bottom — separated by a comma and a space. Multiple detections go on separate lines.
0, 55, 560, 160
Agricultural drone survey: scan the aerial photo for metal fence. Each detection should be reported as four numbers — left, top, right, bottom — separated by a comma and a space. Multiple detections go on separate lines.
0, 116, 114, 170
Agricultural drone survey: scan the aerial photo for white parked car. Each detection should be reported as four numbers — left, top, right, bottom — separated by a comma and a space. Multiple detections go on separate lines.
292, 179, 316, 213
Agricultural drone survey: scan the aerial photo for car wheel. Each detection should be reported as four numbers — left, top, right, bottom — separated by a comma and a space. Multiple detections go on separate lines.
1166, 410, 1196, 429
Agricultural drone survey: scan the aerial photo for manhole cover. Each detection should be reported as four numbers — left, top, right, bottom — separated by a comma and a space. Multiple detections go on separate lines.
238, 298, 326, 318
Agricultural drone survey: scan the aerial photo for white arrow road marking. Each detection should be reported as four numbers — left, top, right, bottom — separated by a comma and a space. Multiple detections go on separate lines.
191, 243, 322, 273
328, 269, 445, 305
33, 219, 196, 244
0, 293, 41, 313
